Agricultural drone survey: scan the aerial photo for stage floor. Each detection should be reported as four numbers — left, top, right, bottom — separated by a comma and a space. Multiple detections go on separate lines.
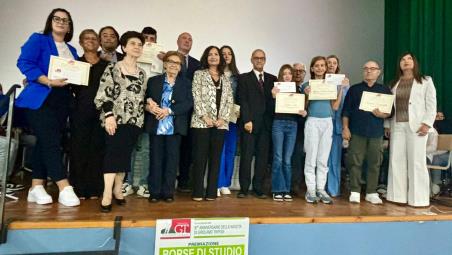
5, 188, 452, 230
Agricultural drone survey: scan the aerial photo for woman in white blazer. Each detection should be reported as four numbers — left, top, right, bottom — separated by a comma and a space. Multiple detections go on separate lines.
190, 46, 233, 201
386, 52, 437, 207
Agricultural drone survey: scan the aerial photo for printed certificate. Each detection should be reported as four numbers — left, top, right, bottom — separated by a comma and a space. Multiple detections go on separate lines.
137, 42, 164, 73
325, 74, 345, 85
308, 79, 337, 100
48, 56, 90, 86
275, 93, 305, 114
359, 91, 394, 114
274, 82, 296, 93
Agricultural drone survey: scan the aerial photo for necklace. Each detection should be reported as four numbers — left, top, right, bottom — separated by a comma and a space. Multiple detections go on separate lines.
121, 61, 138, 75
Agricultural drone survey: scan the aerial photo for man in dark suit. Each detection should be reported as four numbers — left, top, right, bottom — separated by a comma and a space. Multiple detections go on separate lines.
237, 49, 277, 199
98, 26, 123, 63
176, 32, 200, 192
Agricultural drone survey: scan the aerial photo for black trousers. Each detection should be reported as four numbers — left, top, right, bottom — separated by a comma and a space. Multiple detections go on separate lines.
26, 103, 68, 182
239, 127, 270, 194
69, 109, 105, 197
177, 128, 192, 188
191, 128, 226, 198
148, 134, 181, 198
291, 119, 306, 191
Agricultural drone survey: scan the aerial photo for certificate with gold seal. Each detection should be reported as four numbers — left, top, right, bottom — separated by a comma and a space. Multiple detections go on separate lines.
48, 56, 91, 86
308, 79, 337, 100
359, 91, 394, 114
275, 93, 305, 114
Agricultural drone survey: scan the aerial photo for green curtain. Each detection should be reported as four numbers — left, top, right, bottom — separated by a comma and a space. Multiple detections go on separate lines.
384, 0, 452, 116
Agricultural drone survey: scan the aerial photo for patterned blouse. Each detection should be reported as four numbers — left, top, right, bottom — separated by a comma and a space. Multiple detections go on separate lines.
94, 63, 147, 127
191, 69, 233, 130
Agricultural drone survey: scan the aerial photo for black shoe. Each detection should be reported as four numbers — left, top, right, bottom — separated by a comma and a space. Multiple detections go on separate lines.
100, 203, 112, 213
114, 197, 126, 205
237, 192, 247, 198
254, 191, 267, 199
148, 195, 160, 203
164, 197, 174, 203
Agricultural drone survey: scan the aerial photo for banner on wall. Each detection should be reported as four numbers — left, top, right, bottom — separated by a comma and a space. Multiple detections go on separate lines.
155, 218, 249, 255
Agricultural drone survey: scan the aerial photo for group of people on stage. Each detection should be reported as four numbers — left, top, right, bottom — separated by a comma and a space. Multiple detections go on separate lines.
14, 8, 440, 212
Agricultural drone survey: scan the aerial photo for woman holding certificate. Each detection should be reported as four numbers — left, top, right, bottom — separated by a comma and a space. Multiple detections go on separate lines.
191, 46, 233, 201
69, 29, 109, 200
301, 56, 345, 204
270, 64, 306, 202
144, 51, 193, 202
386, 52, 437, 207
95, 31, 147, 212
326, 55, 349, 197
217, 45, 240, 196
16, 8, 80, 207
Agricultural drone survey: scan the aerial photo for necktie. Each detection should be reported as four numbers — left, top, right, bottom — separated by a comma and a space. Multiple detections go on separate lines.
181, 55, 188, 74
258, 73, 264, 93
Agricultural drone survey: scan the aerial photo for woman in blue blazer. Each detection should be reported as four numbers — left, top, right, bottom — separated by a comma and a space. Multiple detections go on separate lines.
16, 8, 80, 207
144, 51, 193, 202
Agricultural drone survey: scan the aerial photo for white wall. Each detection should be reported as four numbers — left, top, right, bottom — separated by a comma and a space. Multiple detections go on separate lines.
0, 0, 384, 91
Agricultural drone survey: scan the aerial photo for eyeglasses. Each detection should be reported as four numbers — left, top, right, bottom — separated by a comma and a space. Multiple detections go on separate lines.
363, 67, 380, 72
52, 16, 71, 25
294, 69, 306, 73
166, 60, 181, 66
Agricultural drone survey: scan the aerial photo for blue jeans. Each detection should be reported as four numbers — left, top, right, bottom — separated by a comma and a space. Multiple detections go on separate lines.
327, 134, 343, 196
218, 123, 238, 188
271, 119, 297, 193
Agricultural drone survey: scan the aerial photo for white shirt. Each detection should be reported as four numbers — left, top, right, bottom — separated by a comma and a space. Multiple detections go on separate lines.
253, 69, 264, 82
55, 41, 74, 60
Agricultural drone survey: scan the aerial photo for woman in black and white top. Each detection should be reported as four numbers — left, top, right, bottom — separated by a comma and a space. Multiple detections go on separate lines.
95, 31, 146, 212
191, 46, 233, 201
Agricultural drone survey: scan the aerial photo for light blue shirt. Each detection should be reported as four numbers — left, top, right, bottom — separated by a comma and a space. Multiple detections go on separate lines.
301, 81, 333, 118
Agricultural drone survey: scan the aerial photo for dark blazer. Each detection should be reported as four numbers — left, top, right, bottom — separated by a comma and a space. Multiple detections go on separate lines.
181, 55, 200, 82
237, 70, 277, 133
144, 74, 193, 136
16, 33, 79, 109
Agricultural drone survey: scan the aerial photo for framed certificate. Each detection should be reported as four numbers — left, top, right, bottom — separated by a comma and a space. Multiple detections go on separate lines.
137, 42, 164, 73
275, 93, 305, 114
274, 82, 296, 93
48, 56, 91, 86
308, 79, 337, 100
359, 92, 394, 114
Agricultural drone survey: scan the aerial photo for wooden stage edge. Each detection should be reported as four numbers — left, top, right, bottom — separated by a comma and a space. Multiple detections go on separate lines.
8, 214, 452, 230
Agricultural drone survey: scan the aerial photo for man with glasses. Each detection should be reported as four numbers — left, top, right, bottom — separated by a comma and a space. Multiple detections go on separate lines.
291, 63, 307, 195
342, 61, 392, 204
98, 26, 123, 63
236, 49, 277, 199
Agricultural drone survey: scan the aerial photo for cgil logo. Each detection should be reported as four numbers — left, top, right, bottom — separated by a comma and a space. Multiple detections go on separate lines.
160, 219, 191, 239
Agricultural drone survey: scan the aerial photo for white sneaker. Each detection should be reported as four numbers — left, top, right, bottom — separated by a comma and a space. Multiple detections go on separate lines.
122, 182, 134, 197
431, 184, 440, 196
220, 187, 231, 195
349, 192, 361, 203
27, 185, 53, 204
365, 193, 383, 205
217, 189, 221, 197
137, 185, 150, 198
58, 186, 80, 207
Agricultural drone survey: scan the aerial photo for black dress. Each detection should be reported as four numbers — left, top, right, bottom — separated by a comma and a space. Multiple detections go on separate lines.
69, 57, 108, 197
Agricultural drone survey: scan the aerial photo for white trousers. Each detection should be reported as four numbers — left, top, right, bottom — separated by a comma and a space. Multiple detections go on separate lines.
387, 122, 430, 206
304, 117, 333, 192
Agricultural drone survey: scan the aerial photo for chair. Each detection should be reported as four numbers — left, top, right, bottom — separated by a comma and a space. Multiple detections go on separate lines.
428, 134, 452, 197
